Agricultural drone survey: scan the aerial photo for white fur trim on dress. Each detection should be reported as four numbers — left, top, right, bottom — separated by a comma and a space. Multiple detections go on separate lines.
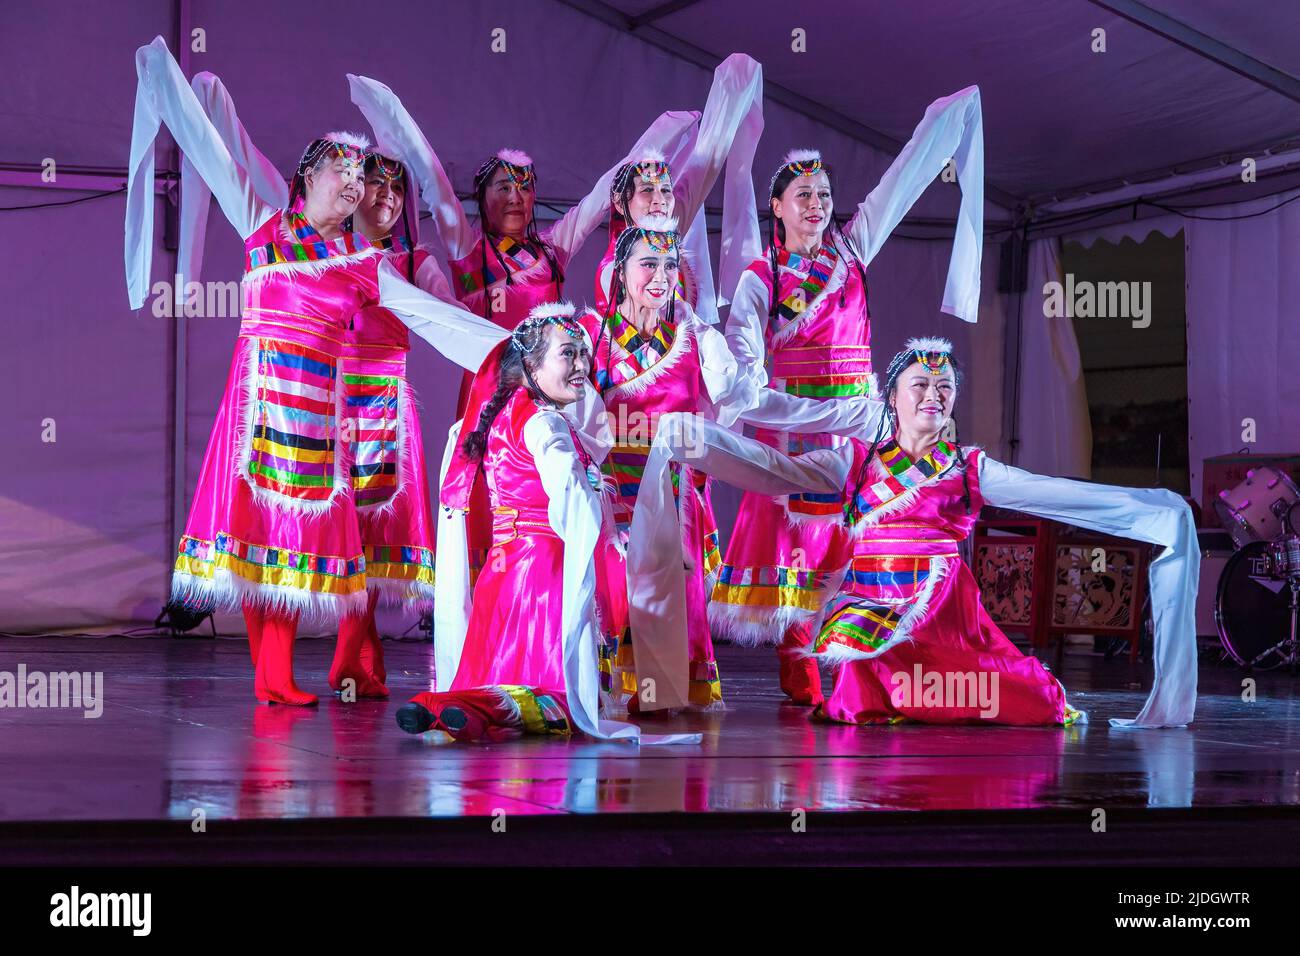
496, 147, 533, 167
242, 246, 380, 286
324, 130, 372, 150
170, 565, 370, 625
767, 256, 848, 350
904, 336, 954, 354
600, 312, 696, 400
803, 555, 952, 666
782, 148, 822, 165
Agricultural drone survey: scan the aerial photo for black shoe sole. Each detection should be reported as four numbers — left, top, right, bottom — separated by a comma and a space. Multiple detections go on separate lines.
395, 703, 434, 735
440, 706, 469, 732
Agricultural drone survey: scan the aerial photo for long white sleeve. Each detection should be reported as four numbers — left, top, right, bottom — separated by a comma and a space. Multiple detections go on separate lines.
126, 36, 274, 307
348, 74, 477, 259
627, 412, 850, 712
738, 388, 888, 437
978, 457, 1199, 728
411, 245, 454, 300
696, 307, 882, 435
525, 412, 699, 745
178, 71, 289, 285
546, 110, 700, 262
721, 268, 772, 390
672, 54, 763, 245
377, 259, 508, 370
432, 420, 471, 690
843, 85, 985, 322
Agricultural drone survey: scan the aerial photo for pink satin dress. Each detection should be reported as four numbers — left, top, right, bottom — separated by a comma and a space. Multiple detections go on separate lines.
712, 248, 875, 647
579, 308, 723, 709
813, 438, 1081, 726
449, 388, 595, 690
172, 211, 381, 620
340, 240, 437, 609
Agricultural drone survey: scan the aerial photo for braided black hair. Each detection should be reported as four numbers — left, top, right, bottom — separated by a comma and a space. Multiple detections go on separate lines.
846, 344, 972, 521
460, 320, 555, 461
766, 158, 870, 322
473, 157, 564, 321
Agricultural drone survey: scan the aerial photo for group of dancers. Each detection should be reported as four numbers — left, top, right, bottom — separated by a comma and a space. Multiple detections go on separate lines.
125, 36, 1200, 745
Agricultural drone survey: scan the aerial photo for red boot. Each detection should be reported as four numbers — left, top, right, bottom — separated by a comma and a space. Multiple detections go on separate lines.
356, 591, 387, 685
242, 604, 265, 671
778, 624, 824, 706
329, 607, 389, 700
396, 690, 502, 742
254, 610, 318, 706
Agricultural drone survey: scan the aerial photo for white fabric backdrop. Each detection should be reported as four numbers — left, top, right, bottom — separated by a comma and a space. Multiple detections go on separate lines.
1010, 237, 1093, 478
1184, 186, 1300, 497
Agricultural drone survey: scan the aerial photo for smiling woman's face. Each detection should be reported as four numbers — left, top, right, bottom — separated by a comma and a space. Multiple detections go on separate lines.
890, 361, 957, 436
354, 166, 405, 236
530, 324, 591, 407
304, 153, 365, 220
620, 237, 678, 314
772, 170, 832, 248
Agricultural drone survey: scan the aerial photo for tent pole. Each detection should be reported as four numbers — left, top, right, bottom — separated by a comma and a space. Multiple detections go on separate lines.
166, 0, 192, 594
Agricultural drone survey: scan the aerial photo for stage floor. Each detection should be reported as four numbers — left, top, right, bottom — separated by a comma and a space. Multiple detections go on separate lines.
1, 632, 1298, 825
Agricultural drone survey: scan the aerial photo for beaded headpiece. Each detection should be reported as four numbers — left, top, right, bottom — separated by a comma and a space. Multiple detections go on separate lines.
477, 147, 536, 189
905, 336, 955, 375
510, 302, 585, 353
366, 151, 405, 183
769, 148, 825, 197
617, 213, 680, 260
298, 131, 370, 175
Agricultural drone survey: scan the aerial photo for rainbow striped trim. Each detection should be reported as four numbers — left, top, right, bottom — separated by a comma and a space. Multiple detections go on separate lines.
245, 213, 371, 272
711, 563, 841, 611
457, 235, 539, 294
343, 371, 400, 507
175, 533, 365, 596
773, 244, 840, 330
249, 341, 339, 502
501, 685, 571, 735
845, 439, 955, 526
814, 600, 905, 656
595, 312, 676, 392
362, 544, 434, 589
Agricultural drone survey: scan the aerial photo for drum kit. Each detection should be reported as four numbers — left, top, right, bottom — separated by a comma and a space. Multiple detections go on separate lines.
1214, 467, 1300, 670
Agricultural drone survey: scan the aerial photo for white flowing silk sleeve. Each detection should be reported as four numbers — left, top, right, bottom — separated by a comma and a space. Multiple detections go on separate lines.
546, 110, 701, 262
978, 457, 1200, 728
126, 36, 274, 308
738, 388, 888, 437
412, 245, 455, 301
347, 74, 477, 259
377, 259, 508, 369
525, 412, 700, 745
433, 420, 471, 690
672, 54, 764, 251
721, 269, 771, 387
628, 413, 850, 710
178, 71, 289, 285
843, 86, 985, 322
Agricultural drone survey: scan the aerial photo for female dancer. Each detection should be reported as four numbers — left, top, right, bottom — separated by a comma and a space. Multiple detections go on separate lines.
374, 283, 696, 745
170, 74, 453, 699
578, 215, 881, 712
714, 86, 987, 706
127, 36, 383, 704
592, 53, 764, 319
631, 338, 1199, 728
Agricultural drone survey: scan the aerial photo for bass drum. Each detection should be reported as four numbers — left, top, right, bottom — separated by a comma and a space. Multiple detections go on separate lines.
1215, 541, 1291, 669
